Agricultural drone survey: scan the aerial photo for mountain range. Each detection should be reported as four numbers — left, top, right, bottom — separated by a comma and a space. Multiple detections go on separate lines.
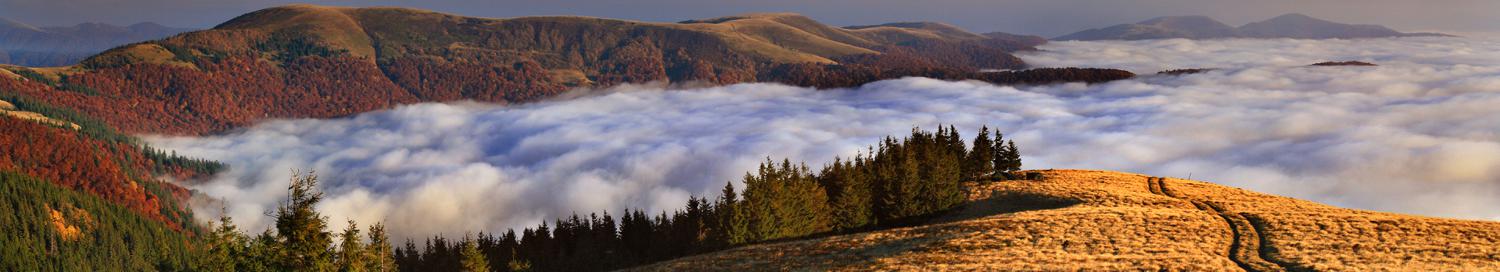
0, 18, 192, 66
4, 5, 1494, 271
0, 7, 1128, 258
1056, 13, 1451, 41
1, 4, 1126, 136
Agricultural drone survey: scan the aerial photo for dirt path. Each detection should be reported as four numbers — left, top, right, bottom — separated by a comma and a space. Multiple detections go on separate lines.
1147, 177, 1295, 272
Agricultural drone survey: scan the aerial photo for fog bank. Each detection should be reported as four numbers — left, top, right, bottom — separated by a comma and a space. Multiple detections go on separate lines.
151, 36, 1500, 239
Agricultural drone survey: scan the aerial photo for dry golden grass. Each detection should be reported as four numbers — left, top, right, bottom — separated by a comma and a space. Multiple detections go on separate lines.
692, 15, 879, 59
224, 4, 376, 59
846, 22, 990, 45
1160, 176, 1500, 271
632, 170, 1500, 271
0, 67, 19, 80
102, 44, 200, 70
0, 99, 81, 130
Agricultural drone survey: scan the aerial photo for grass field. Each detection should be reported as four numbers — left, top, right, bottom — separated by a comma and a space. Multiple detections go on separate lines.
0, 99, 81, 130
633, 170, 1500, 271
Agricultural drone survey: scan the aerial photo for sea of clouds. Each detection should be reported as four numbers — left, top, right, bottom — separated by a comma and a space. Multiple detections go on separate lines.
150, 36, 1500, 239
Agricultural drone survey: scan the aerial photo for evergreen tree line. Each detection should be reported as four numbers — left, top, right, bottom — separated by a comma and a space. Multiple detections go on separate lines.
175, 126, 1021, 272
0, 172, 201, 271
142, 146, 229, 178
393, 125, 1023, 271
2, 91, 228, 178
200, 172, 399, 272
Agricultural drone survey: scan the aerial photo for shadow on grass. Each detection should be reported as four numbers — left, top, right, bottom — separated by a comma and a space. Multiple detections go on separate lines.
932, 191, 1083, 225
811, 191, 1083, 270
629, 184, 1083, 271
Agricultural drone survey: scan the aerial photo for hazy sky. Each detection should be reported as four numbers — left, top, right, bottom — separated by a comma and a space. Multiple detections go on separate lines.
2, 0, 1496, 37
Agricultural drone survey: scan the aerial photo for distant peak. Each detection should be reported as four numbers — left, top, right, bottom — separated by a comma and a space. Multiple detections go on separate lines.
846, 21, 962, 31
127, 22, 167, 28
274, 3, 348, 10
72, 22, 115, 29
1261, 13, 1331, 23
680, 12, 810, 24
1272, 13, 1316, 20
215, 4, 359, 30
730, 12, 806, 18
1138, 15, 1218, 24
0, 17, 45, 32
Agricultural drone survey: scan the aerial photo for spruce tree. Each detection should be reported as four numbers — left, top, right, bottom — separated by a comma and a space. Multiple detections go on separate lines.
365, 223, 397, 272
460, 238, 490, 272
782, 162, 832, 237
715, 182, 749, 245
273, 171, 336, 272
991, 131, 1008, 177
924, 127, 965, 212
944, 125, 965, 158
821, 157, 872, 230
337, 221, 367, 272
966, 126, 995, 180
876, 134, 925, 222
1001, 140, 1022, 172
203, 212, 245, 271
244, 230, 278, 272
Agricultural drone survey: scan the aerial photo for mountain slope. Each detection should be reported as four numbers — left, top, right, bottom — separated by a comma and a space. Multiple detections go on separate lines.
1237, 13, 1444, 39
1056, 14, 1446, 41
0, 5, 1135, 136
0, 18, 191, 66
0, 93, 216, 230
1056, 16, 1239, 41
93, 6, 1019, 71
0, 172, 200, 270
635, 170, 1500, 271
981, 31, 1048, 51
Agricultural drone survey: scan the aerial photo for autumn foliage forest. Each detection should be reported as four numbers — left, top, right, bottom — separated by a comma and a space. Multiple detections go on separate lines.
0, 5, 1131, 136
0, 96, 223, 271
0, 95, 223, 230
2, 42, 1129, 136
0, 5, 1131, 271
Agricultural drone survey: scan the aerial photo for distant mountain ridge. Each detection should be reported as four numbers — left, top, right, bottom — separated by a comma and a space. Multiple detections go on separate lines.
0, 6, 1133, 264
0, 18, 193, 66
1056, 13, 1450, 41
1, 4, 1131, 136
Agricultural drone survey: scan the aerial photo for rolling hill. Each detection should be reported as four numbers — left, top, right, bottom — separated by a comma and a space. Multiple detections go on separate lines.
635, 170, 1500, 271
1056, 13, 1449, 41
0, 17, 191, 66
1055, 16, 1239, 41
0, 4, 1131, 136
1237, 13, 1447, 39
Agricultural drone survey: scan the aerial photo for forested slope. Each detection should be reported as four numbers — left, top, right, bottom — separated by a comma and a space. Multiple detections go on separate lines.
2, 4, 1130, 136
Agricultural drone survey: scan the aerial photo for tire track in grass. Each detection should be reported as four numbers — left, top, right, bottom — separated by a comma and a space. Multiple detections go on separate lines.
1146, 177, 1294, 272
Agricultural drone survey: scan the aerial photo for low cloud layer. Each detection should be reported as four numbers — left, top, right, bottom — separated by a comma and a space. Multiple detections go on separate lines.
151, 36, 1500, 239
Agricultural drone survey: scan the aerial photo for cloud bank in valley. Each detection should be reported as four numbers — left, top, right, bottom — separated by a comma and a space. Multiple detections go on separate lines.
150, 36, 1500, 239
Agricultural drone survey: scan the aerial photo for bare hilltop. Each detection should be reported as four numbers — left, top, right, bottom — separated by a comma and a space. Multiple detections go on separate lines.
636, 170, 1500, 271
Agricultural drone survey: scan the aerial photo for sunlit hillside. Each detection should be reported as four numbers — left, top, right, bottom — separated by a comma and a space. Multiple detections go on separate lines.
635, 170, 1500, 271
